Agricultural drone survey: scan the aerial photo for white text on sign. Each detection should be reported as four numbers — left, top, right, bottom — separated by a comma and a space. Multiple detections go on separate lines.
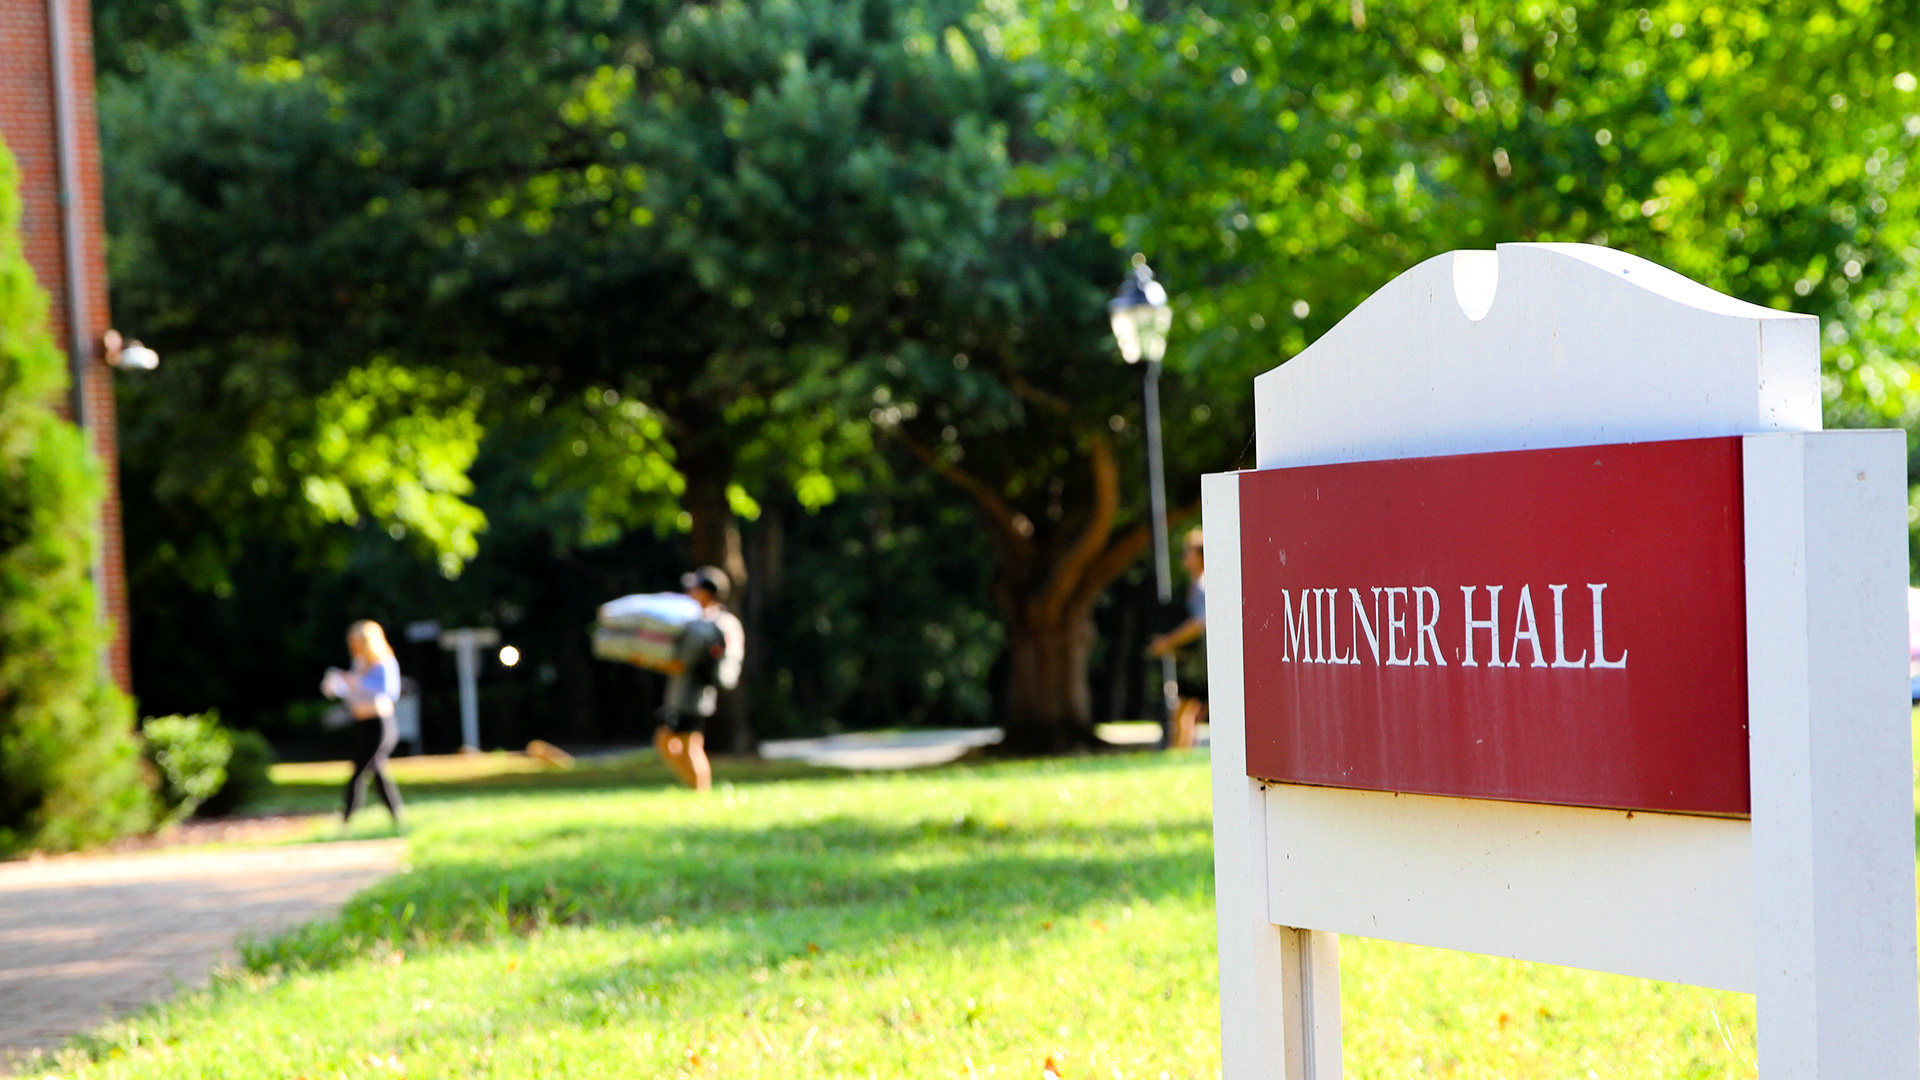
1271, 584, 1627, 669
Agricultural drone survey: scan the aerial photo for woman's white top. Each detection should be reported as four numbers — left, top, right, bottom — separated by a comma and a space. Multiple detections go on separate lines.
346, 656, 401, 719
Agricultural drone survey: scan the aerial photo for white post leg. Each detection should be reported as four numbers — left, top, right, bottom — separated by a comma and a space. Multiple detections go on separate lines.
1206, 474, 1344, 1079
1744, 431, 1919, 1079
1278, 927, 1341, 1080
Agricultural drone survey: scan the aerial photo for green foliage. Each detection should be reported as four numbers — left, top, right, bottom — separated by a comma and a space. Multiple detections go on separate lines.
101, 0, 1018, 576
0, 141, 152, 856
142, 714, 232, 824
1017, 0, 1920, 435
36, 755, 1758, 1076
1013, 0, 1920, 574
198, 728, 275, 818
101, 54, 488, 587
100, 0, 1052, 744
242, 360, 488, 579
754, 486, 1004, 734
522, 386, 684, 551
98, 0, 1920, 743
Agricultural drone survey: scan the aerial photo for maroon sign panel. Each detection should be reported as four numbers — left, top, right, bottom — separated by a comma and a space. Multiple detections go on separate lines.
1239, 437, 1749, 817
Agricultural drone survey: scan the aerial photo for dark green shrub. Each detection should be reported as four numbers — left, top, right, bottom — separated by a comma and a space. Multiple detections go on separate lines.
142, 714, 230, 824
198, 728, 274, 817
0, 139, 152, 855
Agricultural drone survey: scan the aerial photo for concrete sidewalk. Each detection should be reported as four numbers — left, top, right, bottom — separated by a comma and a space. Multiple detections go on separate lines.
0, 839, 403, 1072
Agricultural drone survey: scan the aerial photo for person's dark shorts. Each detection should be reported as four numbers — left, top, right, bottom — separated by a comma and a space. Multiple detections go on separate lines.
657, 624, 722, 736
658, 707, 705, 735
659, 667, 716, 735
1176, 650, 1208, 703
1177, 674, 1208, 704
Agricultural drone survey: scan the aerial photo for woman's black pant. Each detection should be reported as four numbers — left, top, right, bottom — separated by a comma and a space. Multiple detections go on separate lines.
344, 715, 403, 822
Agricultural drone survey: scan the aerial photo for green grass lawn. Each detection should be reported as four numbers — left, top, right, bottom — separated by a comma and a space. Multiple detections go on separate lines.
254, 750, 843, 822
25, 749, 1764, 1079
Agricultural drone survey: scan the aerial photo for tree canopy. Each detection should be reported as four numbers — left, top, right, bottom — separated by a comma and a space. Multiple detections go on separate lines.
96, 0, 1920, 752
1017, 0, 1920, 434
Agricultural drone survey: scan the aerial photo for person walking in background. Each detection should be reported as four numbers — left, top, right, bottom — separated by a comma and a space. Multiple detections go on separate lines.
1147, 530, 1207, 749
323, 619, 406, 828
655, 567, 745, 791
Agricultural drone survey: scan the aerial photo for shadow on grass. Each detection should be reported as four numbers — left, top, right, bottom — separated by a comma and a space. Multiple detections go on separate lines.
254, 752, 849, 815
246, 792, 1213, 980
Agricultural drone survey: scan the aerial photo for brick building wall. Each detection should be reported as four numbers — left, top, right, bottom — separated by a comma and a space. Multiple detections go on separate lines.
0, 0, 133, 694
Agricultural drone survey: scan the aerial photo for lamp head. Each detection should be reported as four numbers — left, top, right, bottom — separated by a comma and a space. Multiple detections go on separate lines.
1108, 260, 1171, 364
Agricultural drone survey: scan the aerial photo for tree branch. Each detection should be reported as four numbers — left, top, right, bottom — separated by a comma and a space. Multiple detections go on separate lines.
890, 429, 1031, 561
1068, 495, 1202, 613
1008, 374, 1073, 415
1037, 433, 1119, 624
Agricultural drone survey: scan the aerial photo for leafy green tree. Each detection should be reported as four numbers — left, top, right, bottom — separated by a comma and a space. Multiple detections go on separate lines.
891, 0, 1920, 743
1017, 0, 1920, 427
860, 234, 1199, 749
101, 0, 1031, 748
0, 142, 151, 854
94, 0, 1276, 751
108, 0, 1920, 756
104, 0, 1010, 557
102, 52, 489, 589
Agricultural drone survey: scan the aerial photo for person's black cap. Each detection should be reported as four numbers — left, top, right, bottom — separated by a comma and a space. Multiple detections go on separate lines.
681, 566, 731, 602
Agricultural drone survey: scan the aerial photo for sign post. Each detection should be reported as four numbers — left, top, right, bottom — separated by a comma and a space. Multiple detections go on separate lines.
1204, 243, 1918, 1077
438, 627, 499, 753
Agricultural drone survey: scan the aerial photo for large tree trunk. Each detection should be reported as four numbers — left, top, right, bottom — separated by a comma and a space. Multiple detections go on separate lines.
682, 468, 747, 586
1001, 596, 1100, 752
902, 428, 1160, 754
742, 502, 784, 735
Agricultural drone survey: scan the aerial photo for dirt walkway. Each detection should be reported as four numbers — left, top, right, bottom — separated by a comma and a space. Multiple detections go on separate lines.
0, 839, 404, 1072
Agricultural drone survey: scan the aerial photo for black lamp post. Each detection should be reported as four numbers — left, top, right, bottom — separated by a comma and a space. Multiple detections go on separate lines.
1109, 257, 1177, 747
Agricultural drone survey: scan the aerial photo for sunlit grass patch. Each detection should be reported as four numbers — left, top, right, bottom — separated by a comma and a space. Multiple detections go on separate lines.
39, 750, 1765, 1078
1343, 937, 1754, 1078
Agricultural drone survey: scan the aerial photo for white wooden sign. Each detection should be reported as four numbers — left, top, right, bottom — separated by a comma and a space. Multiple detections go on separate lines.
1203, 242, 1918, 1077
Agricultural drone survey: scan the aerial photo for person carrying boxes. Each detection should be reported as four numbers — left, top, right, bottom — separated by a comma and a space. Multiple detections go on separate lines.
592, 566, 744, 790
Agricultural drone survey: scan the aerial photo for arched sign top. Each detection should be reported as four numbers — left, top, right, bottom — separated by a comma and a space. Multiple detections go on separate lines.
1254, 242, 1821, 470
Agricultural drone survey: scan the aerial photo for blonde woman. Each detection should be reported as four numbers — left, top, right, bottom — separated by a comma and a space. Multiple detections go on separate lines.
323, 620, 406, 826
